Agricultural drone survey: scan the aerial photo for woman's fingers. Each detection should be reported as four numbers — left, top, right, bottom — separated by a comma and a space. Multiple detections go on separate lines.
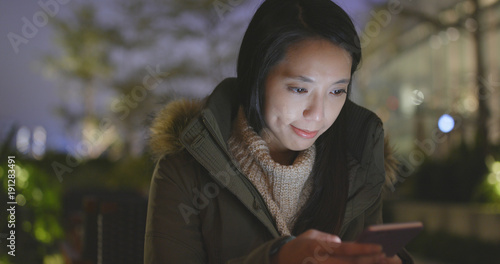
310, 242, 384, 264
331, 254, 387, 264
384, 255, 402, 264
330, 242, 383, 256
300, 229, 382, 257
302, 229, 342, 243
310, 240, 382, 258
275, 229, 387, 264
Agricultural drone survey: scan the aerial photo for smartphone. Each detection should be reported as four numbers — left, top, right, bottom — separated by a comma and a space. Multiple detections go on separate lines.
356, 221, 423, 257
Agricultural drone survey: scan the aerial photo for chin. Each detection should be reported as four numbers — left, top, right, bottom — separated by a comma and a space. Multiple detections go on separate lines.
288, 141, 315, 151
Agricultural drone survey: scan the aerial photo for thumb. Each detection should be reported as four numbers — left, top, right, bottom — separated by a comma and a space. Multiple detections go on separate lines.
326, 234, 342, 244
303, 230, 342, 255
307, 229, 341, 243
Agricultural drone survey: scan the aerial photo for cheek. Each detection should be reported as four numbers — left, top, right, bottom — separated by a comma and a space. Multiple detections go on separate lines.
263, 109, 273, 128
277, 101, 304, 124
265, 94, 296, 124
265, 103, 291, 127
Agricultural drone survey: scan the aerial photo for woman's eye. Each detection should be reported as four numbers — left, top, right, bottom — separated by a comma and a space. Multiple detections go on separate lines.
331, 89, 347, 96
289, 87, 308, 94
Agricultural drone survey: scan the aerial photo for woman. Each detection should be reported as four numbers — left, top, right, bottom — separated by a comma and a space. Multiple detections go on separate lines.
145, 0, 412, 263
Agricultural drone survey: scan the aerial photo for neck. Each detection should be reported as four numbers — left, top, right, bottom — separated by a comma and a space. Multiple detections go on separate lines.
269, 149, 298, 166
261, 128, 298, 165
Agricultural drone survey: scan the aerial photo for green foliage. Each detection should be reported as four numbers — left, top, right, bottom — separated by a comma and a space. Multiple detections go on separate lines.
408, 142, 495, 202
0, 130, 154, 262
43, 0, 253, 159
46, 4, 119, 81
472, 148, 500, 202
0, 154, 63, 263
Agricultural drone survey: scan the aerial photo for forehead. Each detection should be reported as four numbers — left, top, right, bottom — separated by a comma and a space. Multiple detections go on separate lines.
275, 38, 353, 78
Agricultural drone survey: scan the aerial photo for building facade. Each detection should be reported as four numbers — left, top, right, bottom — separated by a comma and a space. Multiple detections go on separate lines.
354, 0, 500, 160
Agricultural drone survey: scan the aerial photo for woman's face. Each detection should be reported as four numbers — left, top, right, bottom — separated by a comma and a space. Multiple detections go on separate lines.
263, 38, 352, 154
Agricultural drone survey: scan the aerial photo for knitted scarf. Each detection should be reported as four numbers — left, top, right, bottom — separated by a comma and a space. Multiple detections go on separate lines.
227, 108, 316, 236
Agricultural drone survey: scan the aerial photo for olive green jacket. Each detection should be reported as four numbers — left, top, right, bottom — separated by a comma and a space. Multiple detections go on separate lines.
145, 78, 412, 263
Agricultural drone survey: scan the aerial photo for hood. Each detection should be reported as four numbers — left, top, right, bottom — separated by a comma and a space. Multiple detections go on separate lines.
149, 98, 204, 161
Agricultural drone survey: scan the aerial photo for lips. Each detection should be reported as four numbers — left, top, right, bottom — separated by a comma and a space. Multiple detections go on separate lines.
291, 125, 319, 139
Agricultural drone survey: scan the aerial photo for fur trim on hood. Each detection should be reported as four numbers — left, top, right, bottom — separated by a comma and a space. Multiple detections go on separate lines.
149, 99, 203, 160
149, 99, 400, 188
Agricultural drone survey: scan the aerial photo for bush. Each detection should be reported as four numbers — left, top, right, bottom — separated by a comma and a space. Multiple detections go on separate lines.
407, 231, 500, 264
409, 142, 496, 202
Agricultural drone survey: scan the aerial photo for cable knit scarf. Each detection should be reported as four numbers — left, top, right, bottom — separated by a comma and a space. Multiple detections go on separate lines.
227, 108, 316, 236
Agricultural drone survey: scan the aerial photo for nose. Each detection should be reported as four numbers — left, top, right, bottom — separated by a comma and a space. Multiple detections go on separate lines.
303, 94, 324, 122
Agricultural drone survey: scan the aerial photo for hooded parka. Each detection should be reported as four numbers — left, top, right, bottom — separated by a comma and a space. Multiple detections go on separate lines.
144, 78, 413, 263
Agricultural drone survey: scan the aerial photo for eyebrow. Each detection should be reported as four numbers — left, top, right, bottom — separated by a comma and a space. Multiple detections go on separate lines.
287, 75, 350, 85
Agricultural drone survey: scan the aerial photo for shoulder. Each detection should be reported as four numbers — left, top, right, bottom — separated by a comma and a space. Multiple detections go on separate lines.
151, 150, 211, 196
148, 78, 239, 162
343, 100, 398, 190
149, 99, 205, 161
343, 100, 383, 162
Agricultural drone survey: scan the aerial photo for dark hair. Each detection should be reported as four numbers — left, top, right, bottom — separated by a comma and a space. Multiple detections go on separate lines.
236, 0, 361, 235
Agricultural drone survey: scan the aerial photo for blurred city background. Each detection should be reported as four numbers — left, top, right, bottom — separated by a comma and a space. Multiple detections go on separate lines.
0, 0, 499, 263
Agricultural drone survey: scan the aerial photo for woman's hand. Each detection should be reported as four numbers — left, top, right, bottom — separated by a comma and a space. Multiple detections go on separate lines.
385, 255, 402, 264
271, 229, 397, 264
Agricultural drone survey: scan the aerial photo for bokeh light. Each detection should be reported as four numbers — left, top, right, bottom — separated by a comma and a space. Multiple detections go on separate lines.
32, 126, 47, 159
438, 114, 455, 133
487, 160, 500, 196
15, 165, 30, 190
412, 90, 425, 105
16, 194, 27, 206
16, 126, 31, 154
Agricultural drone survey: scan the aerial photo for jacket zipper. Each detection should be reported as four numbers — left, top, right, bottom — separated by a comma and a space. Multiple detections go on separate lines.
201, 116, 278, 234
